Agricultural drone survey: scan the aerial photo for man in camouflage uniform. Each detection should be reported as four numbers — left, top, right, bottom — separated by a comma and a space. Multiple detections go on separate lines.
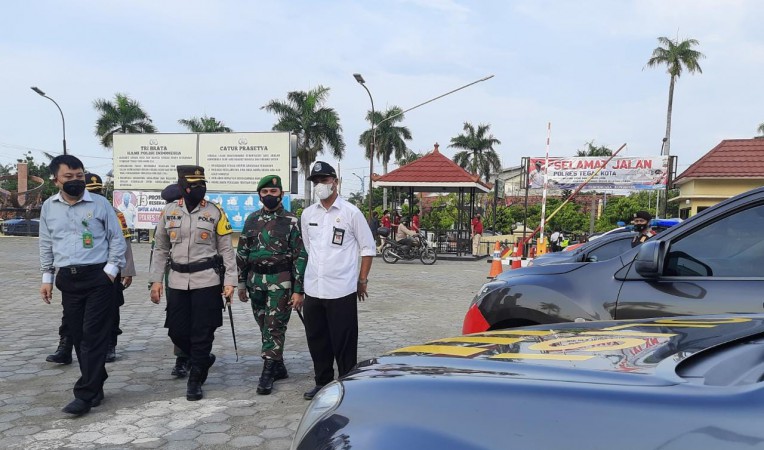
150, 165, 237, 401
45, 173, 136, 365
237, 174, 307, 395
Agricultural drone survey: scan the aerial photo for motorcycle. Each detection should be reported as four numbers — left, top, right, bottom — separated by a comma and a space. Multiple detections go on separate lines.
378, 227, 437, 265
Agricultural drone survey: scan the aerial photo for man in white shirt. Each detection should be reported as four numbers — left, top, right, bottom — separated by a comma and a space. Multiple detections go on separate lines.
299, 161, 376, 400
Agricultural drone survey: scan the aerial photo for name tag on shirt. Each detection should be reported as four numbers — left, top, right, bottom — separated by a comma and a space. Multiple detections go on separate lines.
309, 222, 318, 226
332, 227, 345, 245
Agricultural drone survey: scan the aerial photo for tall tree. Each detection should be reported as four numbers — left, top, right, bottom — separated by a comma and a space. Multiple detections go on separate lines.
645, 36, 705, 156
178, 115, 232, 132
262, 85, 345, 201
757, 122, 764, 136
449, 122, 502, 182
93, 93, 157, 148
358, 106, 412, 175
576, 141, 613, 157
396, 150, 423, 166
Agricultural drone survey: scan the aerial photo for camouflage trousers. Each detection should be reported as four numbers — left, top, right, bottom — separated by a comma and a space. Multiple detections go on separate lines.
248, 288, 292, 360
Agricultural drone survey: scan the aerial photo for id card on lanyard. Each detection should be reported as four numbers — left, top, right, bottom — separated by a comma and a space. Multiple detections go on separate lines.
332, 227, 345, 245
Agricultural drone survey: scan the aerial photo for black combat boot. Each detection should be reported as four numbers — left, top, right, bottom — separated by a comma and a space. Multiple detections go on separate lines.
273, 360, 289, 381
171, 356, 189, 378
105, 345, 117, 363
256, 359, 277, 395
46, 336, 73, 365
186, 366, 204, 401
200, 353, 215, 384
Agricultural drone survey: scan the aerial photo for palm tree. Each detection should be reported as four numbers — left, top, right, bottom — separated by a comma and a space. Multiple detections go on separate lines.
178, 115, 232, 132
449, 122, 502, 182
576, 141, 613, 157
396, 150, 423, 166
757, 123, 764, 136
645, 36, 705, 156
358, 106, 412, 175
262, 85, 345, 201
93, 93, 157, 148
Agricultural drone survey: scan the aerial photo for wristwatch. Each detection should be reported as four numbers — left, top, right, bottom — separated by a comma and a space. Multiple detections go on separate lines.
358, 279, 368, 284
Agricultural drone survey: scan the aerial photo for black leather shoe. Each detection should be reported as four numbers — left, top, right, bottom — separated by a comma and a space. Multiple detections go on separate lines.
171, 357, 189, 378
46, 337, 73, 365
90, 390, 104, 408
200, 354, 215, 385
62, 398, 91, 416
303, 385, 325, 400
273, 360, 289, 381
257, 360, 276, 395
105, 346, 116, 363
187, 367, 204, 401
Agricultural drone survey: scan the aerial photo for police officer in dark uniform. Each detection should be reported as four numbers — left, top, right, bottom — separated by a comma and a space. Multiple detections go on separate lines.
631, 210, 656, 248
237, 174, 307, 395
149, 165, 237, 401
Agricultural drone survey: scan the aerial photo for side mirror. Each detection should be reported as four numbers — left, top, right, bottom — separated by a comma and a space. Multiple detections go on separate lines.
634, 241, 663, 278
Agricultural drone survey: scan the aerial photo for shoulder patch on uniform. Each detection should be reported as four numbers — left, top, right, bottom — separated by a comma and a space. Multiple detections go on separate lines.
212, 202, 233, 236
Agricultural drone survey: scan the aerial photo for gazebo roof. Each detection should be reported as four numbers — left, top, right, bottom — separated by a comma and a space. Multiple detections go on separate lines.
372, 143, 492, 193
674, 138, 764, 185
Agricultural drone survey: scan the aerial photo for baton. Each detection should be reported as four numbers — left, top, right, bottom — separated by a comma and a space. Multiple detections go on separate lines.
224, 296, 239, 362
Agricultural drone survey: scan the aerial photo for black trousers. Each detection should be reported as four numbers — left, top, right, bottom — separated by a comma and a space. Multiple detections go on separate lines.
55, 265, 116, 402
303, 292, 358, 386
59, 277, 124, 346
166, 285, 223, 369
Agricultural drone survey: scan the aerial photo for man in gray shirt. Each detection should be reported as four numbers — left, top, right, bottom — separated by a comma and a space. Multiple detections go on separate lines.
39, 155, 126, 416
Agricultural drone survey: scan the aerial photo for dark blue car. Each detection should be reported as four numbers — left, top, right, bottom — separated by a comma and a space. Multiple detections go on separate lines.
1, 218, 39, 236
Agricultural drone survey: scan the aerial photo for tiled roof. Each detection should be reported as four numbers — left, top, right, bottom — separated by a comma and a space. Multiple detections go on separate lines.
374, 143, 491, 189
675, 138, 764, 182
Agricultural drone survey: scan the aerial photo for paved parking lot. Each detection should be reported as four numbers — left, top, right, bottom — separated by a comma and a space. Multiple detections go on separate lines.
0, 236, 490, 449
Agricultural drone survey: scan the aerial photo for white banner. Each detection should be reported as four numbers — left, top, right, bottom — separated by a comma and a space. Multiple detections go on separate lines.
198, 133, 291, 192
528, 156, 669, 191
113, 134, 197, 190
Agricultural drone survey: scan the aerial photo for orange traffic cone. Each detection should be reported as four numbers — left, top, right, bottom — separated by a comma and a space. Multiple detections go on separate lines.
488, 241, 503, 279
510, 242, 522, 270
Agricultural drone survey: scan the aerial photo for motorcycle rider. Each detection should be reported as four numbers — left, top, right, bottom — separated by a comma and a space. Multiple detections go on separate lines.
395, 220, 418, 256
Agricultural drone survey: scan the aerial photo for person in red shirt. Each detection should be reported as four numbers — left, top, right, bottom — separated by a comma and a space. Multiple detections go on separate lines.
392, 210, 401, 237
381, 210, 391, 229
411, 210, 420, 233
471, 213, 484, 255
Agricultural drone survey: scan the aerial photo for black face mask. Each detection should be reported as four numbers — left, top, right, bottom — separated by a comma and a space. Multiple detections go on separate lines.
62, 179, 86, 197
260, 195, 282, 210
634, 224, 647, 232
183, 185, 206, 210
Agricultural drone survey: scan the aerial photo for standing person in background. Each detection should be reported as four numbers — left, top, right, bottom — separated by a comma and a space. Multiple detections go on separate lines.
370, 211, 381, 248
39, 154, 126, 416
381, 210, 391, 230
471, 213, 483, 255
299, 161, 376, 400
149, 165, 237, 401
237, 174, 307, 395
84, 173, 136, 362
411, 209, 421, 233
392, 210, 401, 237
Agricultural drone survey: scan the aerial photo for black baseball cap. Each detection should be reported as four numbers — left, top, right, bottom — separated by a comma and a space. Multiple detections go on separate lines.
307, 161, 337, 181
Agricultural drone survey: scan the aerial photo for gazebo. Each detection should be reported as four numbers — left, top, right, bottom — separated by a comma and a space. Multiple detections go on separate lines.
372, 143, 492, 256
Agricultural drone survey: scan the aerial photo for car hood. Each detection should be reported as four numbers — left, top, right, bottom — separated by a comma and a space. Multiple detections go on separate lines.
494, 261, 585, 279
352, 316, 764, 386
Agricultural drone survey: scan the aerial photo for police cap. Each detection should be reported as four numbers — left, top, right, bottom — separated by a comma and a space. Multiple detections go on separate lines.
257, 175, 282, 191
84, 172, 103, 192
633, 210, 652, 222
307, 161, 337, 182
177, 165, 206, 183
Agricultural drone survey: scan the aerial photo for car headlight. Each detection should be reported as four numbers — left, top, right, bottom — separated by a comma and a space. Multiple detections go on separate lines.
290, 381, 344, 450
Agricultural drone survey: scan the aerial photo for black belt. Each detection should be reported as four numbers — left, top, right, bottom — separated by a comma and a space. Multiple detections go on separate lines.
170, 258, 217, 274
60, 263, 106, 275
253, 261, 292, 275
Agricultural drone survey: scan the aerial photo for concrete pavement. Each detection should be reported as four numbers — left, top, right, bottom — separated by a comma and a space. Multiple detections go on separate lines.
0, 236, 490, 449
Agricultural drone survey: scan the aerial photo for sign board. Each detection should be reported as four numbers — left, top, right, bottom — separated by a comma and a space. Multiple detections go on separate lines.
527, 156, 669, 191
113, 132, 292, 193
198, 133, 291, 192
113, 134, 197, 190
114, 190, 291, 232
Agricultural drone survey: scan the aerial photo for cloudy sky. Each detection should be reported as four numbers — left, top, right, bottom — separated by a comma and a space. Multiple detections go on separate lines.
2, 0, 763, 195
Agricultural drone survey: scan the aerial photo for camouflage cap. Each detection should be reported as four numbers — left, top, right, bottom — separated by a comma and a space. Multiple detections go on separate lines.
257, 175, 282, 191
84, 172, 103, 192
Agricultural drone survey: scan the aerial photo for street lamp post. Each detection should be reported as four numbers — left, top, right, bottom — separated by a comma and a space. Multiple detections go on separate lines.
353, 73, 376, 224
352, 172, 367, 196
31, 86, 67, 155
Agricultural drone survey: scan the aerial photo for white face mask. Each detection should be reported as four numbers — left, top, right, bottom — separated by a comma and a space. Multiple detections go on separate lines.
315, 182, 334, 200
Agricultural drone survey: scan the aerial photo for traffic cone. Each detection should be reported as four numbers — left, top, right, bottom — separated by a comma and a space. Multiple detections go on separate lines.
510, 242, 522, 270
487, 241, 503, 279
